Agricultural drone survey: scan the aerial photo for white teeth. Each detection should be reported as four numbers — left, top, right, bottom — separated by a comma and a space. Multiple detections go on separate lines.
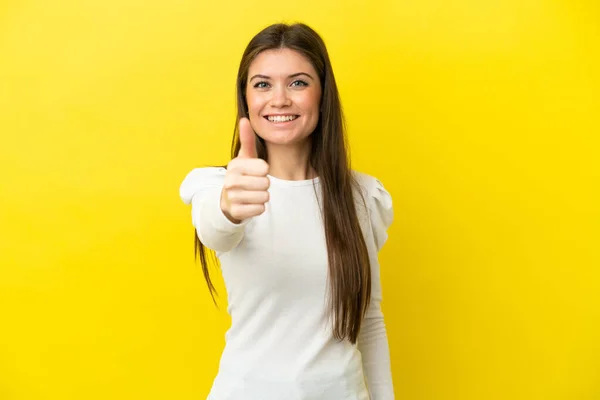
267, 115, 297, 122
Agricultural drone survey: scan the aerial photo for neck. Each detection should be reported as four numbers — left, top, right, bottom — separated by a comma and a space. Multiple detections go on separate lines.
265, 141, 316, 181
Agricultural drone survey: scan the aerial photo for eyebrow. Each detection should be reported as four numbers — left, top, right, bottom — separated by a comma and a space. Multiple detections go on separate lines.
249, 72, 315, 81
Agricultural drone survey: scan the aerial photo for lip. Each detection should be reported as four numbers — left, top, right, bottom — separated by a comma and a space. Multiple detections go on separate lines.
263, 114, 300, 124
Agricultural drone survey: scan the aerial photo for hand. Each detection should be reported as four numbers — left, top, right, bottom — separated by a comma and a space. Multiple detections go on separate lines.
220, 118, 270, 224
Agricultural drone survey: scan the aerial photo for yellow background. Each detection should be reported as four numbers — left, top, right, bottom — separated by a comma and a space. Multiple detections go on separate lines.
1, 0, 598, 399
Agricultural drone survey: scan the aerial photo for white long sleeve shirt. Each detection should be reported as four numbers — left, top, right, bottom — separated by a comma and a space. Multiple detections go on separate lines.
180, 167, 395, 400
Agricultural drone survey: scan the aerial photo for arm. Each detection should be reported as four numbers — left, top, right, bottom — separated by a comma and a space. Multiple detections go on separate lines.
180, 120, 270, 253
180, 168, 249, 253
358, 281, 395, 399
191, 184, 249, 252
355, 172, 395, 399
180, 119, 269, 252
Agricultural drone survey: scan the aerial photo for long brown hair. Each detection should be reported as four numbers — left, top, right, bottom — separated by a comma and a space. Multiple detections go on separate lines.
194, 23, 371, 344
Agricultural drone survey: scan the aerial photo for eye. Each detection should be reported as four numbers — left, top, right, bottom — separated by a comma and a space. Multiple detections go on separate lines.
253, 81, 270, 89
291, 80, 308, 87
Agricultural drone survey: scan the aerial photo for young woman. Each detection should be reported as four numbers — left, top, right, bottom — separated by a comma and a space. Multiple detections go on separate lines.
180, 22, 394, 400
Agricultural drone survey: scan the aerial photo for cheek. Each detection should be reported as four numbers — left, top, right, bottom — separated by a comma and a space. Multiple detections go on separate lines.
297, 92, 321, 114
245, 90, 262, 113
306, 93, 321, 120
245, 93, 255, 112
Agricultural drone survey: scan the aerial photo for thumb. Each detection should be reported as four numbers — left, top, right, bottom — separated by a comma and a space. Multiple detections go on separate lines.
238, 118, 258, 159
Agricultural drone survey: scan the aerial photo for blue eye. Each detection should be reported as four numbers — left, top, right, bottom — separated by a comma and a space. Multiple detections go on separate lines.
253, 81, 270, 88
291, 80, 308, 87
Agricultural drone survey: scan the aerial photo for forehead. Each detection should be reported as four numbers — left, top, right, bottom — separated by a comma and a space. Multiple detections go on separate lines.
248, 48, 317, 77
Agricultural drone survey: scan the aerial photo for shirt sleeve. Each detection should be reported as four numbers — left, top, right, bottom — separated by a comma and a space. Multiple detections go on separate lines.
356, 175, 395, 400
179, 167, 250, 253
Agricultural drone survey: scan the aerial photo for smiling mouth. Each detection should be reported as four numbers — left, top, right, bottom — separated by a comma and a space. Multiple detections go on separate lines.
265, 115, 299, 123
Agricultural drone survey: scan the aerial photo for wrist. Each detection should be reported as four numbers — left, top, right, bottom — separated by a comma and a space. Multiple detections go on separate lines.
220, 189, 242, 224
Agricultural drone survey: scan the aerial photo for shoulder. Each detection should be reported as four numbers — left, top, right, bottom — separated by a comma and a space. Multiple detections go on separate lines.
352, 170, 392, 202
179, 167, 226, 204
351, 170, 394, 245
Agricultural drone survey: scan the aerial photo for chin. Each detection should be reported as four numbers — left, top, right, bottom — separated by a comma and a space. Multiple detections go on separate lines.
264, 137, 309, 147
261, 132, 312, 147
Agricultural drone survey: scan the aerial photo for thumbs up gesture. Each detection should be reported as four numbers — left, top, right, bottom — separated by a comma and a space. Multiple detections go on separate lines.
220, 118, 270, 224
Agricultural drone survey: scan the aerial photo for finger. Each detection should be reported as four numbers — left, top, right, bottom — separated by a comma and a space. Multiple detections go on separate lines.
230, 203, 266, 220
227, 175, 270, 191
227, 158, 269, 177
238, 117, 258, 159
227, 190, 269, 205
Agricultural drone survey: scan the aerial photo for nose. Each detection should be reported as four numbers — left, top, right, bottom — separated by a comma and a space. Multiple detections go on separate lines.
270, 85, 292, 108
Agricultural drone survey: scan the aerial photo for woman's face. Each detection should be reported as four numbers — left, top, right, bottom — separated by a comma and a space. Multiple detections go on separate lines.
245, 48, 322, 148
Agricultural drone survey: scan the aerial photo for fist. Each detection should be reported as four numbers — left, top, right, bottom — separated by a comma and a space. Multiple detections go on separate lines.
220, 118, 270, 223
